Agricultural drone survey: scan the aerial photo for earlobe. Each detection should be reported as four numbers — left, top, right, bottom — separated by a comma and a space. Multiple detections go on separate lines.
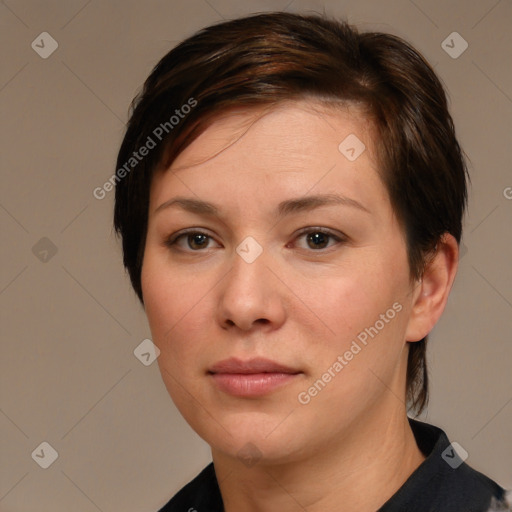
405, 234, 459, 342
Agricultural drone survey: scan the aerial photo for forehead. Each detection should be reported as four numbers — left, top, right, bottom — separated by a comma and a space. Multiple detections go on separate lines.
169, 100, 377, 170
149, 100, 388, 215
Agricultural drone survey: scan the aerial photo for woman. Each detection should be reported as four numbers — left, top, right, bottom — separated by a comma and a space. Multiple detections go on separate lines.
114, 12, 509, 512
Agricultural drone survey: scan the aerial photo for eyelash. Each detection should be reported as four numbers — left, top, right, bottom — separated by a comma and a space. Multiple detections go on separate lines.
164, 227, 346, 253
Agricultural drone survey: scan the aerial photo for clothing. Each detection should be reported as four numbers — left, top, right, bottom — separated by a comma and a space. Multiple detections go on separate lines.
158, 418, 509, 511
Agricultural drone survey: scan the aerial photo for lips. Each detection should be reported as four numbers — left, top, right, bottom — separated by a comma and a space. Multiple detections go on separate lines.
208, 357, 302, 397
209, 357, 300, 375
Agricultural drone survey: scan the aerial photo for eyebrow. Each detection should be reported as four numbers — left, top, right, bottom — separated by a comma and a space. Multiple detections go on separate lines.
154, 193, 371, 216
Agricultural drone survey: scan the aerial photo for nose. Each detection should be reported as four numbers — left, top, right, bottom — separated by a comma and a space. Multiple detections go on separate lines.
216, 247, 286, 332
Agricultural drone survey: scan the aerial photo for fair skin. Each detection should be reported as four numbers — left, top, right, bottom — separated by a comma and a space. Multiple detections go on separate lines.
141, 100, 459, 511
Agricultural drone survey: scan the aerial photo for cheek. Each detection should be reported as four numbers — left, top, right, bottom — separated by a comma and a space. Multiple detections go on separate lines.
292, 249, 410, 387
141, 254, 199, 360
141, 250, 226, 383
297, 279, 408, 417
296, 258, 406, 340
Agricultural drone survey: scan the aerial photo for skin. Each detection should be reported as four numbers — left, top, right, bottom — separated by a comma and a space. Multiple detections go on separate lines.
141, 100, 459, 511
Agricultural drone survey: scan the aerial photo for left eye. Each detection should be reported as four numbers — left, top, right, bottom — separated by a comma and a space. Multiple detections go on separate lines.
293, 229, 344, 250
167, 231, 219, 251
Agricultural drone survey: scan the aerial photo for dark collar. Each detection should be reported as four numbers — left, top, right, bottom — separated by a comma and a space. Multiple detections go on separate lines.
379, 418, 505, 511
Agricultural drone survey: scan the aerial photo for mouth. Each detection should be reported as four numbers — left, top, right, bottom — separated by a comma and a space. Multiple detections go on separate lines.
208, 357, 302, 397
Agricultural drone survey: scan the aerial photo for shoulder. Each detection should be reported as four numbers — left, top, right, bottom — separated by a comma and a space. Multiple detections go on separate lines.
380, 419, 510, 512
157, 463, 223, 512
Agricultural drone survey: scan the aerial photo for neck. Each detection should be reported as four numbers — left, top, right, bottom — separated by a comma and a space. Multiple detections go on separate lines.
213, 405, 426, 512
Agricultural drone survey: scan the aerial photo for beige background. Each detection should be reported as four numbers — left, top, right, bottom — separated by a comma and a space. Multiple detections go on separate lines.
1, 0, 511, 510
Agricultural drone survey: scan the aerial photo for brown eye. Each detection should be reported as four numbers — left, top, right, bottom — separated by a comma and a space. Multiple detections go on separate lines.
306, 232, 330, 249
187, 233, 209, 250
292, 228, 346, 252
165, 230, 219, 251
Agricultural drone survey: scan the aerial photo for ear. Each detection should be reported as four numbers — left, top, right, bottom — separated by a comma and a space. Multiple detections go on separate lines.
405, 233, 459, 342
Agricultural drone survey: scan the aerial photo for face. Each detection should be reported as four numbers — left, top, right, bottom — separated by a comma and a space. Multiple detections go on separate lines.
142, 101, 419, 465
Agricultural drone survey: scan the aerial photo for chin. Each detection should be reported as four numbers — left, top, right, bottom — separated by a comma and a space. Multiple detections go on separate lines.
202, 414, 317, 466
211, 434, 308, 467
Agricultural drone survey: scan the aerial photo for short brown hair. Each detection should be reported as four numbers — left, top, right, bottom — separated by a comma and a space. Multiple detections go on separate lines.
114, 12, 468, 415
